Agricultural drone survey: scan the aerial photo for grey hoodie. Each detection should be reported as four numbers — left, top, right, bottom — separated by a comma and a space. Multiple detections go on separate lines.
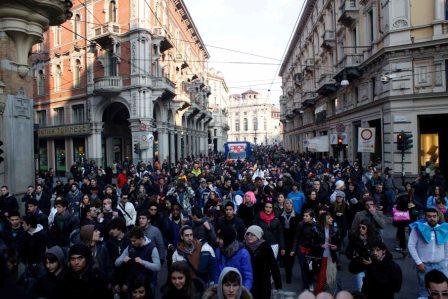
217, 267, 243, 299
46, 245, 65, 265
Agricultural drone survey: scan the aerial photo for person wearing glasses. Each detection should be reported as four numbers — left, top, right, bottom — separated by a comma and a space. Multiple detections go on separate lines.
350, 197, 385, 238
425, 269, 448, 299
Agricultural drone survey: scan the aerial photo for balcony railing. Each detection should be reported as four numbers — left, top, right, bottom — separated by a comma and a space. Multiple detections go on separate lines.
92, 23, 120, 46
153, 27, 174, 52
93, 76, 123, 95
338, 53, 364, 70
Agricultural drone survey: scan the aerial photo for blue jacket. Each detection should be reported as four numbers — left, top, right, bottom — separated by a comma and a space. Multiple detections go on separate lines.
214, 242, 253, 290
426, 196, 448, 209
287, 191, 306, 214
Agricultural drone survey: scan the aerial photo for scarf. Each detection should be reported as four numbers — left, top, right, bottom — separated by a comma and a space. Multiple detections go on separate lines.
281, 210, 295, 229
259, 211, 275, 225
222, 240, 240, 258
410, 221, 448, 245
245, 239, 265, 252
177, 239, 202, 273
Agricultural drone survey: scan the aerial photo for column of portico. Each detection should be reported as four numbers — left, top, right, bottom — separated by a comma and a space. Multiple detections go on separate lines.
169, 127, 176, 165
87, 122, 103, 167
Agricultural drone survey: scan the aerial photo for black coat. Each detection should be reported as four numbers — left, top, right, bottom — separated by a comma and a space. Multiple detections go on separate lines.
315, 224, 341, 262
0, 194, 18, 215
362, 251, 402, 299
20, 226, 47, 265
34, 270, 65, 299
294, 221, 320, 254
60, 266, 110, 299
237, 204, 255, 228
254, 213, 285, 249
247, 241, 282, 299
279, 211, 299, 252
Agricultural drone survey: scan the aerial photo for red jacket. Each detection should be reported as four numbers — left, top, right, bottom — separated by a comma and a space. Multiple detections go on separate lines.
117, 173, 127, 189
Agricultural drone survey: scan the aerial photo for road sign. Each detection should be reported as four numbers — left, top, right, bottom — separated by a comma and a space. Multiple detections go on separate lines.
358, 127, 375, 153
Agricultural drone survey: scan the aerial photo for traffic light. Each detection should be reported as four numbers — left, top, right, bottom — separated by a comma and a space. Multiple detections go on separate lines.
133, 143, 140, 154
404, 132, 413, 150
397, 132, 405, 151
0, 140, 3, 164
337, 136, 343, 146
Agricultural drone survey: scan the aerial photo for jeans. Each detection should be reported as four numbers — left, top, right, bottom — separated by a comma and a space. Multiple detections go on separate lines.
385, 190, 396, 212
355, 271, 365, 292
416, 262, 448, 297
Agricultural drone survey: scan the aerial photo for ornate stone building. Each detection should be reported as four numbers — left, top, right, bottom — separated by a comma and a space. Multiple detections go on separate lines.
0, 0, 72, 194
31, 0, 212, 175
207, 68, 229, 152
280, 0, 448, 178
228, 90, 281, 145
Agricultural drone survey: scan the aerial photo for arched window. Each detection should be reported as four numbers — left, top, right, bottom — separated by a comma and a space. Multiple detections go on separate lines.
109, 1, 117, 23
54, 65, 61, 92
54, 26, 61, 46
74, 14, 81, 38
253, 117, 258, 131
37, 70, 45, 96
74, 59, 81, 88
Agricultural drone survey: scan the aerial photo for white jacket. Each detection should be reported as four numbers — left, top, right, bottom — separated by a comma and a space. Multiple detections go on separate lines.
117, 201, 137, 227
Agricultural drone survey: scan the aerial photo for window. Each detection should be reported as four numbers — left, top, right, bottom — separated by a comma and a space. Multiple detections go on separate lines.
109, 0, 117, 23
74, 14, 81, 39
53, 107, 65, 125
243, 118, 248, 131
371, 77, 376, 99
235, 119, 240, 132
36, 110, 47, 126
54, 26, 61, 46
214, 129, 217, 136
72, 105, 85, 124
74, 59, 81, 88
37, 70, 45, 96
368, 10, 374, 42
264, 119, 267, 130
54, 65, 62, 92
253, 117, 258, 131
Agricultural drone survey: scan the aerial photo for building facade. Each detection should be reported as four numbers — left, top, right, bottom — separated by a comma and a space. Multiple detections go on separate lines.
207, 68, 229, 152
228, 90, 281, 145
0, 0, 72, 194
279, 0, 448, 179
31, 0, 213, 175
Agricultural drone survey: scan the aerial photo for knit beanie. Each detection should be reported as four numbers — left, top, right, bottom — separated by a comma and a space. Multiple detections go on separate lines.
245, 225, 264, 240
79, 224, 95, 245
69, 243, 91, 260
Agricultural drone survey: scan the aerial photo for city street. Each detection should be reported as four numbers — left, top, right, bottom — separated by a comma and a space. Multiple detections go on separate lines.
281, 217, 418, 298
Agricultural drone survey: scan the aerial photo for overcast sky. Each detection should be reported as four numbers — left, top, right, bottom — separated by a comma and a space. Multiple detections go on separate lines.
183, 0, 304, 105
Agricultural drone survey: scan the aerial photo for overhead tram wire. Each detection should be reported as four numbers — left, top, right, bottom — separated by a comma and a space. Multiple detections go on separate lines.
267, 0, 307, 97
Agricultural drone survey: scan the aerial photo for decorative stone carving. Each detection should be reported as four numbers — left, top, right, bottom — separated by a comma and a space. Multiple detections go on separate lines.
392, 18, 409, 29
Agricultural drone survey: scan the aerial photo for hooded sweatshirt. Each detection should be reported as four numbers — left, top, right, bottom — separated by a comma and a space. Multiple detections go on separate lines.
202, 267, 252, 299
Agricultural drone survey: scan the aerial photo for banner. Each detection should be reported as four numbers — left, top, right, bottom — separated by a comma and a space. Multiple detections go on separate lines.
358, 127, 375, 153
307, 135, 329, 152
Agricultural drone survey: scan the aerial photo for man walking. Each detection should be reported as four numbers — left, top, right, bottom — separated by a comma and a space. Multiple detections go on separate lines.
408, 208, 448, 299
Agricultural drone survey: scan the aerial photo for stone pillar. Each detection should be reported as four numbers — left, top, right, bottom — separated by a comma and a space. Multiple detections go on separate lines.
87, 122, 103, 167
434, 0, 446, 37
169, 129, 176, 165
177, 131, 183, 160
158, 126, 169, 163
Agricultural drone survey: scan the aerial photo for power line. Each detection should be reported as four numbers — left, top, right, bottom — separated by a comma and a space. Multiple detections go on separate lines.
268, 0, 307, 96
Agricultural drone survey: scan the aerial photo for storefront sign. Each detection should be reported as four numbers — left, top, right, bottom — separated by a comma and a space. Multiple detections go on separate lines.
358, 127, 375, 153
38, 124, 90, 138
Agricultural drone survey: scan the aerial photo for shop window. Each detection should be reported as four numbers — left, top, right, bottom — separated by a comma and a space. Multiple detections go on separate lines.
38, 140, 48, 172
73, 137, 86, 164
54, 139, 66, 176
421, 134, 439, 167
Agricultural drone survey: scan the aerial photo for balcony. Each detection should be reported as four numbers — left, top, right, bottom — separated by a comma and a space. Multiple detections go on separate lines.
321, 31, 335, 49
293, 93, 302, 114
301, 91, 318, 108
93, 76, 123, 95
317, 73, 337, 96
152, 76, 176, 100
293, 72, 304, 86
334, 53, 364, 82
338, 0, 358, 27
152, 27, 174, 53
92, 23, 120, 47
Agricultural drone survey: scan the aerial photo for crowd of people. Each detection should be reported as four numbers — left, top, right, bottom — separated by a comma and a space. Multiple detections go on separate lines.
0, 145, 447, 299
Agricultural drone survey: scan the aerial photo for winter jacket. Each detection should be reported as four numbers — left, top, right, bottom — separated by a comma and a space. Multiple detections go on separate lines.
350, 210, 385, 237
362, 251, 402, 299
116, 201, 137, 227
202, 285, 253, 299
60, 264, 109, 299
33, 191, 52, 216
214, 242, 253, 290
287, 191, 306, 214
237, 203, 255, 228
34, 246, 66, 299
20, 224, 47, 265
294, 221, 320, 254
0, 193, 18, 215
172, 241, 216, 283
189, 218, 218, 246
253, 213, 285, 249
279, 210, 299, 252
167, 186, 196, 214
246, 241, 282, 299
315, 224, 341, 262
143, 224, 167, 260
49, 210, 79, 248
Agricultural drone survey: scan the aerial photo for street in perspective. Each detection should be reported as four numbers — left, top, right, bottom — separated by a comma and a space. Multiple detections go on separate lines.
1, 0, 448, 299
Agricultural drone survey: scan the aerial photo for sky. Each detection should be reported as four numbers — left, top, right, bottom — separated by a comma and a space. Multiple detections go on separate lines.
183, 0, 305, 105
